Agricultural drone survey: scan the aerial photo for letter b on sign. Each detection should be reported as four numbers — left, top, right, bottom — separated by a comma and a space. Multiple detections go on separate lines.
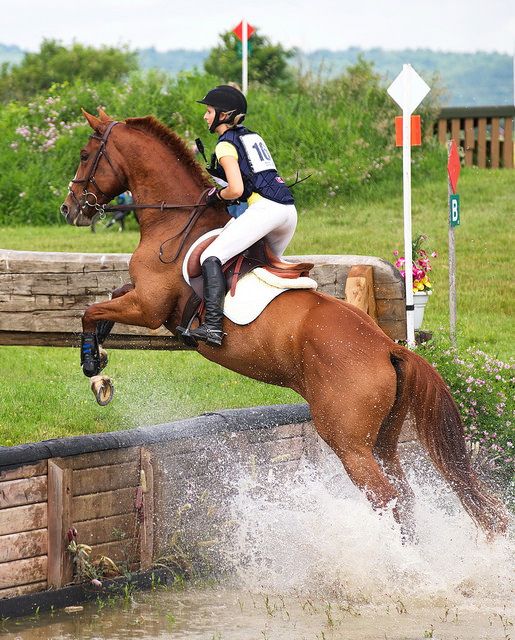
450, 194, 460, 227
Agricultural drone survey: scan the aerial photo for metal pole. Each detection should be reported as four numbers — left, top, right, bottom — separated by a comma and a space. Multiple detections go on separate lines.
402, 66, 415, 346
448, 141, 457, 348
242, 19, 248, 95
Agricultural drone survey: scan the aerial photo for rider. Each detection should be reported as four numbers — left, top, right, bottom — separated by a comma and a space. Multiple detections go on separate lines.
187, 84, 297, 347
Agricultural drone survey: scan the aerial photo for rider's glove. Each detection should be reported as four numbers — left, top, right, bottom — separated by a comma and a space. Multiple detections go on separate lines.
205, 186, 237, 207
205, 187, 224, 206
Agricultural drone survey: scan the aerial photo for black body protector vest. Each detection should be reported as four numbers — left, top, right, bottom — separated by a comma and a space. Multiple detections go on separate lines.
207, 126, 294, 205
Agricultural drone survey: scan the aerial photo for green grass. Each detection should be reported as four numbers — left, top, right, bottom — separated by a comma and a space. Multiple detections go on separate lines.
0, 168, 513, 444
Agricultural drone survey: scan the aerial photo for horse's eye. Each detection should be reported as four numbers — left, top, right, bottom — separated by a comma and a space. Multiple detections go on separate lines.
80, 150, 89, 161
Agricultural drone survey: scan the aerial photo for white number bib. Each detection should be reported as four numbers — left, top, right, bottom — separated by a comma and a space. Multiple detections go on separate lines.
240, 133, 277, 173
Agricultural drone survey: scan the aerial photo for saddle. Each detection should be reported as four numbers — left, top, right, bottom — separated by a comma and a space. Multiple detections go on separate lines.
178, 236, 314, 346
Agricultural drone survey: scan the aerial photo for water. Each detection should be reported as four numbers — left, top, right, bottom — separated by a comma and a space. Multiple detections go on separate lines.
3, 449, 513, 639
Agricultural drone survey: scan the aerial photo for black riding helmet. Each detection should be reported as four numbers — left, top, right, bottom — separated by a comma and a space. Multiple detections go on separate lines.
197, 85, 247, 133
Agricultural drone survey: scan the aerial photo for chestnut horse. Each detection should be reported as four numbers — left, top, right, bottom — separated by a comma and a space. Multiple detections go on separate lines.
61, 109, 507, 538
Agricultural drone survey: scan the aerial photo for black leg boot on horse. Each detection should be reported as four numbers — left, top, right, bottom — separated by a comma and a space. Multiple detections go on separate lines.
188, 256, 226, 347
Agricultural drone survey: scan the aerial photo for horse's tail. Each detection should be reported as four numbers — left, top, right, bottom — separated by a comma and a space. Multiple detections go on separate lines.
389, 346, 508, 536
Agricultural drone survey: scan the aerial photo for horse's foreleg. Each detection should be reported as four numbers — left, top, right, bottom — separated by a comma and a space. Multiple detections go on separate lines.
80, 284, 135, 378
80, 287, 169, 378
96, 284, 135, 343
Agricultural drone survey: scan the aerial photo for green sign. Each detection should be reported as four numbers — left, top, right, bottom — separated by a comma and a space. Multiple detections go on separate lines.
235, 41, 253, 56
450, 194, 460, 227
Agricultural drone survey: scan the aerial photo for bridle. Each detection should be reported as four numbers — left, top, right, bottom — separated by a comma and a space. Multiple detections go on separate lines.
66, 121, 128, 216
64, 119, 216, 263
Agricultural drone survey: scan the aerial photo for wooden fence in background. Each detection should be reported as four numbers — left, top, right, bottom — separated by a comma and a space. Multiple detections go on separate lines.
437, 106, 514, 169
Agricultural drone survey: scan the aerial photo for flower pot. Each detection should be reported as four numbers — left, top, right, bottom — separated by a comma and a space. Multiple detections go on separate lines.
413, 291, 431, 330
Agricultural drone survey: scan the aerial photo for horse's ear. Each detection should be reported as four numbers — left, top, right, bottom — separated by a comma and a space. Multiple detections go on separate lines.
81, 108, 104, 131
97, 107, 112, 122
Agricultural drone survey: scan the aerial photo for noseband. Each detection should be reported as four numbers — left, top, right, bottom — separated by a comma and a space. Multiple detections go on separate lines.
68, 120, 128, 215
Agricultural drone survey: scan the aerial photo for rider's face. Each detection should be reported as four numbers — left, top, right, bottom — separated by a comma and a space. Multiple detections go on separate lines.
204, 106, 216, 129
204, 106, 229, 131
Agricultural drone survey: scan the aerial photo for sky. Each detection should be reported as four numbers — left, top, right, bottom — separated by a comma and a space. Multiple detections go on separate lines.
1, 0, 514, 54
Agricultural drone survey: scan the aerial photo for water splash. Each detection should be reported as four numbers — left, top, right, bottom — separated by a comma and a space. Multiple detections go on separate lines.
222, 449, 514, 609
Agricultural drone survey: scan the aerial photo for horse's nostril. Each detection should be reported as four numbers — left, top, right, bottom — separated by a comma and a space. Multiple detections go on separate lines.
60, 204, 69, 216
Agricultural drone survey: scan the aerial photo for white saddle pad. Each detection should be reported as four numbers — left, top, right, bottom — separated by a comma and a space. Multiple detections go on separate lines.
225, 268, 317, 326
182, 230, 318, 327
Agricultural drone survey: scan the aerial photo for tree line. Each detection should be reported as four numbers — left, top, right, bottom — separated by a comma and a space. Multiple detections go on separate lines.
0, 37, 512, 106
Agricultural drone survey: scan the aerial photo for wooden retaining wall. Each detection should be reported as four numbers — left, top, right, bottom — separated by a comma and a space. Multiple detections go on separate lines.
0, 250, 406, 345
0, 404, 417, 605
0, 449, 152, 598
437, 106, 515, 169
0, 405, 308, 600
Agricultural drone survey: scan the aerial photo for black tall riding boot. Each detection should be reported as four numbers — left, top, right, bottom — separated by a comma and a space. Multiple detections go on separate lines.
188, 256, 226, 346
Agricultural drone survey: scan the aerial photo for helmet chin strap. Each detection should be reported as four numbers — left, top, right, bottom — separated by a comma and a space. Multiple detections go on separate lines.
209, 109, 245, 133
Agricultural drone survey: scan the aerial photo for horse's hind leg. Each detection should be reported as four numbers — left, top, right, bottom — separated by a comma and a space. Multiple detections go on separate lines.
306, 366, 409, 529
374, 400, 416, 539
310, 394, 399, 512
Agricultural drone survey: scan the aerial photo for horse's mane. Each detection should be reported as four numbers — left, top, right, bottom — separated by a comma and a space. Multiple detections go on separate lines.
124, 116, 211, 188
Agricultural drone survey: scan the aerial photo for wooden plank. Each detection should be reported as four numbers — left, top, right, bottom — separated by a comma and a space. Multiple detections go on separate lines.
502, 116, 513, 169
451, 118, 461, 146
69, 447, 139, 471
0, 311, 171, 335
477, 117, 487, 168
0, 461, 47, 482
47, 460, 73, 588
373, 281, 405, 300
0, 529, 47, 563
89, 539, 140, 565
0, 293, 96, 313
344, 265, 377, 322
0, 330, 188, 350
376, 298, 406, 320
377, 319, 406, 341
437, 118, 447, 144
0, 272, 126, 296
0, 556, 47, 589
72, 513, 136, 546
0, 249, 129, 274
73, 486, 136, 522
73, 461, 140, 496
0, 502, 47, 536
0, 475, 47, 509
464, 117, 475, 166
491, 117, 500, 168
140, 449, 154, 571
0, 581, 47, 599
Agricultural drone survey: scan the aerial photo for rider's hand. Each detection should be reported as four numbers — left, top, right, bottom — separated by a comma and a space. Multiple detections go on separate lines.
205, 187, 224, 206
206, 187, 237, 207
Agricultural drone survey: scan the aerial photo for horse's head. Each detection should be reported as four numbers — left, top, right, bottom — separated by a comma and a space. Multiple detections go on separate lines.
61, 109, 127, 226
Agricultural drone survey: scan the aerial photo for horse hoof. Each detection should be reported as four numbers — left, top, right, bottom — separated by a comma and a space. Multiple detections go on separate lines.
90, 375, 114, 406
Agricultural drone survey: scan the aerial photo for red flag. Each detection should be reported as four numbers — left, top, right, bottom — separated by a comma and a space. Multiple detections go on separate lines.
447, 139, 461, 194
233, 21, 255, 41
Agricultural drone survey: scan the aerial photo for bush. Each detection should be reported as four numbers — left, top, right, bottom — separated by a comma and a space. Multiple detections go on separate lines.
0, 64, 444, 225
417, 338, 514, 488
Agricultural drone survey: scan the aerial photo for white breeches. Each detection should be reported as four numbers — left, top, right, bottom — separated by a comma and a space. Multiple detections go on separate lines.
201, 198, 297, 265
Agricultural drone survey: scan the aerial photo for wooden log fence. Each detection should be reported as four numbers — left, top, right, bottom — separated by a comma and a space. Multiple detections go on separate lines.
0, 250, 407, 345
437, 106, 514, 169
